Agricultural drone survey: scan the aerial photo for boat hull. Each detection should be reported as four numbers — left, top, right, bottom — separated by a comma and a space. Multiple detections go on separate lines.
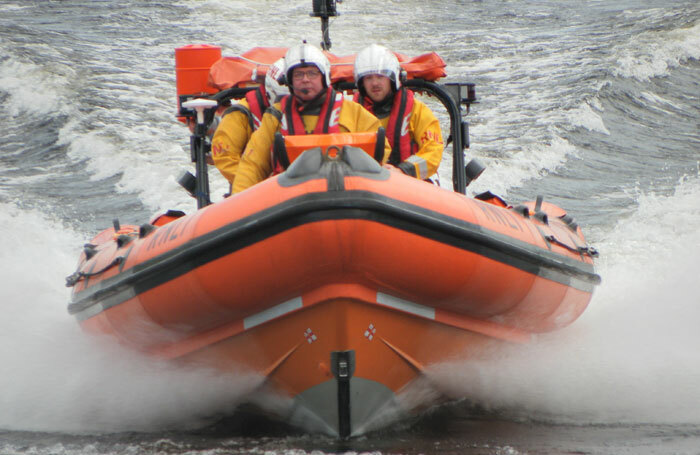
164, 286, 521, 437
67, 148, 599, 436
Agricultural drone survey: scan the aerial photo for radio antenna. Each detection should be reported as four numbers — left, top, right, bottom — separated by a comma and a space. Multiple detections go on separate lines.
310, 0, 341, 50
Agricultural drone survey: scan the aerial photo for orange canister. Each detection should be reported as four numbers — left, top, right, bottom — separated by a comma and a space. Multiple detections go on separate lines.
175, 44, 222, 96
175, 44, 222, 117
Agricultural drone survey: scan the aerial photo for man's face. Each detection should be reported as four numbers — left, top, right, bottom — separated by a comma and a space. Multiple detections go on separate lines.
362, 74, 392, 103
291, 66, 324, 101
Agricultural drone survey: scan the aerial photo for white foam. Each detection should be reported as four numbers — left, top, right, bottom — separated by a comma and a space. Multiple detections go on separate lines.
55, 95, 230, 215
0, 57, 74, 116
172, 0, 323, 53
612, 22, 700, 81
0, 203, 261, 432
447, 45, 600, 193
639, 90, 688, 115
565, 101, 610, 135
0, 3, 29, 12
428, 174, 700, 425
468, 134, 579, 197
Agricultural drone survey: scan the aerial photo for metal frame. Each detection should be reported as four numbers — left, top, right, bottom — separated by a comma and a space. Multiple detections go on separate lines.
337, 80, 476, 194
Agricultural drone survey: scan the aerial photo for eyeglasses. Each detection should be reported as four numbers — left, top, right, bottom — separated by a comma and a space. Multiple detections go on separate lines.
292, 69, 322, 81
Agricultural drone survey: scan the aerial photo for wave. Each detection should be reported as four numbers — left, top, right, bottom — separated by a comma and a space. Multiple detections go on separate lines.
468, 134, 580, 198
564, 98, 610, 135
612, 21, 700, 81
427, 173, 700, 425
0, 202, 261, 432
0, 56, 75, 117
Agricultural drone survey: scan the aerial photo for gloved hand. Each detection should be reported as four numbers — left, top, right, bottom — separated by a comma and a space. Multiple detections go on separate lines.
185, 115, 220, 139
206, 115, 220, 139
397, 161, 416, 177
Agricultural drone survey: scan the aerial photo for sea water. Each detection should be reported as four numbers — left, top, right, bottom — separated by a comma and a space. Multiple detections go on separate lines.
1, 1, 699, 453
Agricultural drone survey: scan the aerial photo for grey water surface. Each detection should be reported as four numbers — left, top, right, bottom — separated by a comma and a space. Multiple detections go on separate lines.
1, 1, 699, 453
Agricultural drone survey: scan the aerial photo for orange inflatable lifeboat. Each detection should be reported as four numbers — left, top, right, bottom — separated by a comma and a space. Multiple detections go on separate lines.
66, 45, 600, 438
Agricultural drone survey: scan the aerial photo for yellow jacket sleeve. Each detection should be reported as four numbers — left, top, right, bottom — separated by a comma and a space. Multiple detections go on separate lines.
404, 99, 443, 180
211, 99, 253, 184
232, 107, 279, 194
233, 98, 391, 193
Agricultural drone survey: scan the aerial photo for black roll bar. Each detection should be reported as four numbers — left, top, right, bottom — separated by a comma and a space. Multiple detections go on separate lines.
211, 86, 258, 105
336, 80, 476, 194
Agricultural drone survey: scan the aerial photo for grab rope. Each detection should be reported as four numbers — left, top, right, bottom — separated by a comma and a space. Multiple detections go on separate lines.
65, 256, 124, 287
545, 235, 599, 258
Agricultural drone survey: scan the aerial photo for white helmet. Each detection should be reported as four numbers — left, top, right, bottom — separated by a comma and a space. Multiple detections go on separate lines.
354, 44, 402, 92
284, 42, 331, 88
265, 58, 289, 104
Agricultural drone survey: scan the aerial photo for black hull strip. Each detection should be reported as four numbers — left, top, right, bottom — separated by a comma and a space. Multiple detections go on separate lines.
69, 191, 600, 318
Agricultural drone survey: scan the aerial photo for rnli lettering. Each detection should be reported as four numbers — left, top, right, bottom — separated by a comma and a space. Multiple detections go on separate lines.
169, 221, 182, 241
145, 226, 166, 250
401, 113, 412, 137
479, 204, 522, 231
280, 114, 288, 132
148, 224, 174, 250
145, 217, 193, 251
168, 216, 194, 242
329, 107, 341, 128
421, 129, 443, 145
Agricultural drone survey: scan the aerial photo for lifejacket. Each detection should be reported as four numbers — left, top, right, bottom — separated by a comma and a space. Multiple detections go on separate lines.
355, 88, 418, 166
271, 89, 344, 174
222, 87, 268, 131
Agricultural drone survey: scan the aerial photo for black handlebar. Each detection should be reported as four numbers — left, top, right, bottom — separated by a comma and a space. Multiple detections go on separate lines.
336, 79, 474, 194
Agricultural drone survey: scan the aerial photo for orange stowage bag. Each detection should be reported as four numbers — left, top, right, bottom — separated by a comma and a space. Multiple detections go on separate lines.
208, 47, 288, 90
398, 52, 447, 81
283, 132, 378, 164
328, 52, 447, 83
207, 47, 448, 90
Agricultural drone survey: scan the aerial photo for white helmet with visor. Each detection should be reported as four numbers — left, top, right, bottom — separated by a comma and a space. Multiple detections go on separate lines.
264, 58, 289, 104
284, 42, 331, 88
354, 44, 402, 92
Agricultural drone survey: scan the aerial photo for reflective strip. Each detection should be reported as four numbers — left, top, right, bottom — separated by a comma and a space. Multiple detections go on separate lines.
243, 297, 303, 329
407, 155, 428, 180
376, 292, 435, 320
